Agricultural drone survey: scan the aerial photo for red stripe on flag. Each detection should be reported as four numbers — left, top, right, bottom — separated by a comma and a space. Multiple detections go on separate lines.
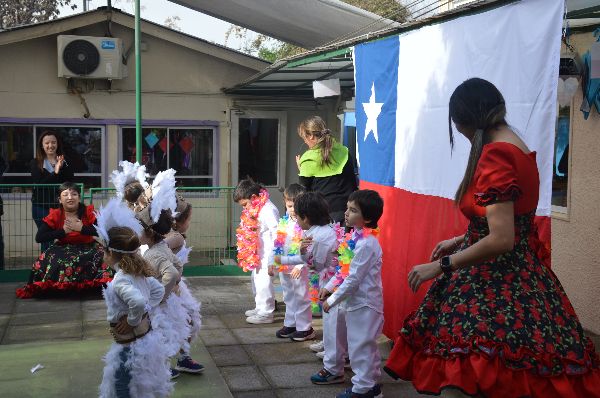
360, 180, 468, 339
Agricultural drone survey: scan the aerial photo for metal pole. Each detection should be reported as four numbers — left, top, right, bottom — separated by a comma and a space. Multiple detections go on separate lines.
135, 0, 142, 163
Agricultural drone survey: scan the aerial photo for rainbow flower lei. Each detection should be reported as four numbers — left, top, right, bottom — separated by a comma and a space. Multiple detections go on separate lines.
273, 215, 303, 273
308, 223, 344, 313
332, 227, 380, 289
236, 189, 269, 272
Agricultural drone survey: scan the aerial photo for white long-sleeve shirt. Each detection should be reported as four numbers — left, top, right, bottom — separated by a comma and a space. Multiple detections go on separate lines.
257, 200, 280, 269
278, 215, 306, 273
143, 240, 182, 299
105, 268, 165, 326
326, 230, 383, 313
302, 224, 338, 273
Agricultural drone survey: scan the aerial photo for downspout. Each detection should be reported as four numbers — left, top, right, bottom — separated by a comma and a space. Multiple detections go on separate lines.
135, 0, 142, 163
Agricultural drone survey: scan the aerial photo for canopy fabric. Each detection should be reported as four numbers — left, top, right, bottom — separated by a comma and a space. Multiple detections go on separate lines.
167, 0, 400, 49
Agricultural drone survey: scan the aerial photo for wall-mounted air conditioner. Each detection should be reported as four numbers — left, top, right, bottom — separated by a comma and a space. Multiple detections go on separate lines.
57, 35, 127, 79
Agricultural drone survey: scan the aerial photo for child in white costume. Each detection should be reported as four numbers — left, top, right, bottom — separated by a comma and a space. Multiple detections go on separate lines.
286, 192, 339, 341
164, 196, 204, 373
234, 179, 279, 324
322, 190, 385, 398
135, 170, 195, 377
272, 184, 313, 340
96, 199, 172, 398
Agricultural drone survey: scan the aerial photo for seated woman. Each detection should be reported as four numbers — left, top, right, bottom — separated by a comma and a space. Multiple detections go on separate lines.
16, 182, 112, 298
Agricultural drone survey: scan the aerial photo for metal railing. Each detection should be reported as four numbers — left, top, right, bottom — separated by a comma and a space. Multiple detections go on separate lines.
0, 184, 240, 270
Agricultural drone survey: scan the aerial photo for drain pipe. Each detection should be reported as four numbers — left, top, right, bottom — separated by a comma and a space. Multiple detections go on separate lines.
135, 0, 142, 163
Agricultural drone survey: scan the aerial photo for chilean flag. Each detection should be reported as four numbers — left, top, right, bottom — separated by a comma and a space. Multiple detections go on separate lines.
354, 0, 564, 338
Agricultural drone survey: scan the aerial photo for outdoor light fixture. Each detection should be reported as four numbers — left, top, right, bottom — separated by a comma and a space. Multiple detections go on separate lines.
558, 53, 581, 107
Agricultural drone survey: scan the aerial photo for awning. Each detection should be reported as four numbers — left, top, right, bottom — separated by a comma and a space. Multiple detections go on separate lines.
167, 0, 400, 49
224, 48, 354, 97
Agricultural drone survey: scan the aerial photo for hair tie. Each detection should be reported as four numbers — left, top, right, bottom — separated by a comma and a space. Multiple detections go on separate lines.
108, 246, 140, 254
322, 129, 331, 135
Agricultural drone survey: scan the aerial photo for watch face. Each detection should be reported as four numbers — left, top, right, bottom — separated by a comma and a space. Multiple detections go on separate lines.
441, 256, 451, 267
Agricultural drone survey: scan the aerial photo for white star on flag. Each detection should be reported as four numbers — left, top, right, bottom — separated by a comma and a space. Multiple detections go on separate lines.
362, 82, 383, 143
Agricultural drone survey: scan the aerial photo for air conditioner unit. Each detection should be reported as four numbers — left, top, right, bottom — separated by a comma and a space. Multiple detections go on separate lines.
57, 35, 127, 79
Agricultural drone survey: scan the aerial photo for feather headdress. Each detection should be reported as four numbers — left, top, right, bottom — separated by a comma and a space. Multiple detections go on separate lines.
95, 197, 144, 252
110, 161, 149, 199
149, 169, 178, 222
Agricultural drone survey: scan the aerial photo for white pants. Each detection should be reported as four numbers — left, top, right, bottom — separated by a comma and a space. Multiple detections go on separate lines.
279, 268, 312, 331
323, 303, 348, 376
346, 306, 383, 394
251, 266, 275, 315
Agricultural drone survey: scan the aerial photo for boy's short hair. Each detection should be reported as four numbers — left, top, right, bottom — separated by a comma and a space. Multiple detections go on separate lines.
348, 190, 384, 228
283, 183, 306, 201
294, 192, 330, 226
233, 179, 263, 202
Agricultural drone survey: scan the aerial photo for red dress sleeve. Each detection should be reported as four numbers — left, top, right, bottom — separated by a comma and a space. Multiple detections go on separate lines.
473, 145, 522, 207
42, 208, 64, 229
83, 204, 96, 226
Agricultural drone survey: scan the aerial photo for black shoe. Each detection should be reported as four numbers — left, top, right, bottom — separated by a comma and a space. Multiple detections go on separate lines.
291, 327, 316, 342
276, 326, 296, 338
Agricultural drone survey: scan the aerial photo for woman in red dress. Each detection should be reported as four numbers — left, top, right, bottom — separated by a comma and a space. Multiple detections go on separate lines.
384, 78, 600, 397
17, 182, 111, 298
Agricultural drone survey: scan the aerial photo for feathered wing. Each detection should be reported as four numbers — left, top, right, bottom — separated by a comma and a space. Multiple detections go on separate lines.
150, 169, 177, 222
176, 244, 193, 265
109, 161, 149, 198
95, 197, 144, 246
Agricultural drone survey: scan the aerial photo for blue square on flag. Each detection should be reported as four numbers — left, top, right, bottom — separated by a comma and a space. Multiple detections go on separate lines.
354, 35, 398, 187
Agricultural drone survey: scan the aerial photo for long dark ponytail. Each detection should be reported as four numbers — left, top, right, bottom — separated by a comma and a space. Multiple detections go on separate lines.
449, 78, 507, 203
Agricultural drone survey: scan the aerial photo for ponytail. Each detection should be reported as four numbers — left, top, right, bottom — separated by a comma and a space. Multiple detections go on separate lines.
298, 116, 336, 167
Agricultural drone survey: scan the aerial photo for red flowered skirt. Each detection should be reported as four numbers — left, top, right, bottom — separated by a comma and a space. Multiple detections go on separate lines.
16, 243, 113, 298
385, 214, 600, 397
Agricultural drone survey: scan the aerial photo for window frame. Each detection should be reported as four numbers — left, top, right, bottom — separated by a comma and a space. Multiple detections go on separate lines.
118, 125, 219, 189
551, 99, 573, 219
0, 123, 106, 193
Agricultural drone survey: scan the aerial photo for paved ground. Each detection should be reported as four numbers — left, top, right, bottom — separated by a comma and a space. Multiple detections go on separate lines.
1, 276, 599, 398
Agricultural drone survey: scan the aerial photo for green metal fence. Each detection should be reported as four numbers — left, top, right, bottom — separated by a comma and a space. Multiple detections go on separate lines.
0, 184, 240, 270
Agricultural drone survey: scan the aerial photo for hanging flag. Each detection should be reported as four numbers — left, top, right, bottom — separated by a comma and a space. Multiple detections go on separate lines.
354, 0, 563, 338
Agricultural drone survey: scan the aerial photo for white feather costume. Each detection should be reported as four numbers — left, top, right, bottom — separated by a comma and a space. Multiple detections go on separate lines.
174, 242, 202, 343
110, 161, 150, 199
96, 199, 172, 398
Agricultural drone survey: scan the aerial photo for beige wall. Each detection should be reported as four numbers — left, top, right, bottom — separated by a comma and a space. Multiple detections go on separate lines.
552, 30, 600, 334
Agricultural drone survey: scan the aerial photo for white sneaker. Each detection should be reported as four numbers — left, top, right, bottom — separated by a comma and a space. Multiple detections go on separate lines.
316, 350, 325, 359
244, 308, 258, 317
246, 313, 274, 324
309, 340, 324, 352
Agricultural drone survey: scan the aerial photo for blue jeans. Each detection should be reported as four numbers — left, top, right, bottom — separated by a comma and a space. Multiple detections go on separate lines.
114, 347, 132, 398
32, 204, 51, 252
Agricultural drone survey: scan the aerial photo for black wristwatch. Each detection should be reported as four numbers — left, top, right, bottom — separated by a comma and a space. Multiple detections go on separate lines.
439, 256, 453, 275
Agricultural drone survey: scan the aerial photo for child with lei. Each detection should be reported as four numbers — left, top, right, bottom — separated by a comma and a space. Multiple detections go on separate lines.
310, 190, 384, 398
234, 179, 280, 324
271, 184, 314, 341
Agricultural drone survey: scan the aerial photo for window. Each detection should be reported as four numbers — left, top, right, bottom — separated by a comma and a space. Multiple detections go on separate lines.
122, 127, 216, 187
552, 103, 571, 212
238, 118, 279, 186
0, 124, 104, 189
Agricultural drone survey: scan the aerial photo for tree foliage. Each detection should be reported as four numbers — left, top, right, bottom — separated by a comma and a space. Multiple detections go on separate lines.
0, 0, 76, 30
225, 0, 409, 62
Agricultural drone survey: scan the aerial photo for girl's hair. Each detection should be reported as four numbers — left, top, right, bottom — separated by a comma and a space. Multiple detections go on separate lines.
145, 209, 174, 244
449, 78, 507, 203
123, 181, 145, 205
283, 183, 306, 202
174, 196, 192, 224
348, 190, 384, 228
294, 192, 330, 226
107, 226, 155, 277
297, 116, 335, 167
233, 179, 263, 202
35, 130, 64, 169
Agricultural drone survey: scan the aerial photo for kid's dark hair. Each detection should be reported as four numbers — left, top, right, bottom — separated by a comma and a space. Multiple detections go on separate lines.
174, 197, 192, 224
294, 192, 330, 226
233, 179, 263, 202
107, 226, 155, 277
144, 209, 173, 244
123, 181, 145, 205
449, 78, 507, 203
283, 183, 306, 201
348, 190, 384, 228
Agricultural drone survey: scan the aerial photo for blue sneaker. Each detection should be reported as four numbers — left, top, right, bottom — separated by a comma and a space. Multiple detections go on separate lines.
335, 384, 383, 398
276, 326, 296, 338
170, 368, 180, 379
175, 356, 205, 374
310, 368, 345, 385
